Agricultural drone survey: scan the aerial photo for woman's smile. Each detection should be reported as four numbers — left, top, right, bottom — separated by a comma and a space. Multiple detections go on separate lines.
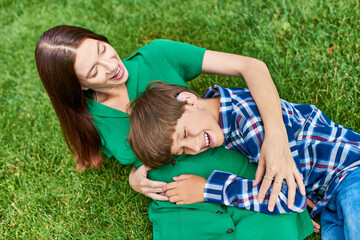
111, 64, 124, 80
74, 38, 129, 90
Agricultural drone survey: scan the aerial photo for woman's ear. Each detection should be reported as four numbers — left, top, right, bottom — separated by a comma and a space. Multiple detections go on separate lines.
177, 92, 199, 107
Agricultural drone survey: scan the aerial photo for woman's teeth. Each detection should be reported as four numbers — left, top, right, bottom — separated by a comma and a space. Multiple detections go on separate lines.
113, 66, 120, 78
205, 132, 210, 147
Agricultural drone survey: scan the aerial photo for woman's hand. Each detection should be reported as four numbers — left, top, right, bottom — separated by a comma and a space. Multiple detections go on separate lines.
129, 165, 168, 201
253, 129, 306, 212
163, 174, 206, 204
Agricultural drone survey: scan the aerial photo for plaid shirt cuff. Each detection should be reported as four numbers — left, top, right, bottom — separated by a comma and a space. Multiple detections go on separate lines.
204, 170, 234, 204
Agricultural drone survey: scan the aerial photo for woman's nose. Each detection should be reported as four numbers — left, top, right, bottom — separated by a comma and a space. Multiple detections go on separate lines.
100, 58, 118, 73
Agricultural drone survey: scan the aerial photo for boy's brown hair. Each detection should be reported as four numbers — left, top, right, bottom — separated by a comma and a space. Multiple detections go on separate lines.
128, 81, 200, 168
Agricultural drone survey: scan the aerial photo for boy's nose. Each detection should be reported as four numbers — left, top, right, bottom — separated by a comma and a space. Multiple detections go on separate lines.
186, 137, 201, 154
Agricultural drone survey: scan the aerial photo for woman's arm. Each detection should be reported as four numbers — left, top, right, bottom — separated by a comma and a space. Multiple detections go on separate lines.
129, 165, 168, 201
201, 50, 305, 209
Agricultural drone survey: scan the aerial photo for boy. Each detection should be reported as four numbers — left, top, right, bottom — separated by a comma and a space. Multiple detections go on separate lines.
128, 82, 360, 238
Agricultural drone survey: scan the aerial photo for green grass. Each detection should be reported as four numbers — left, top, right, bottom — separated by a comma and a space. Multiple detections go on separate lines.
1, 0, 359, 239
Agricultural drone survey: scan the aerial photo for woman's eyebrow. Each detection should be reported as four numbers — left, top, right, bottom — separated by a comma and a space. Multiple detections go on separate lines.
85, 41, 100, 79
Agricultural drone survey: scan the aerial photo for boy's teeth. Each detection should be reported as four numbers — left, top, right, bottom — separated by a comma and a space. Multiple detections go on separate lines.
205, 133, 210, 147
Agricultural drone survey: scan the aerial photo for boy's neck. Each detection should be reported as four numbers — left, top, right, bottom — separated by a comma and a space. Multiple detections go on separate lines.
198, 97, 221, 122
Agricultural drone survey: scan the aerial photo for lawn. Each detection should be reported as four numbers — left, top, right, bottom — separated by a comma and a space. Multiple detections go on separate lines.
1, 0, 359, 239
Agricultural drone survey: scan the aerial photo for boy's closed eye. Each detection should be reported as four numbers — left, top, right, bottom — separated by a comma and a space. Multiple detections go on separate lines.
182, 129, 187, 155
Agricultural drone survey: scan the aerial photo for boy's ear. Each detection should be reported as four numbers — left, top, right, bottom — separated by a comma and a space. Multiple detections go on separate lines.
177, 92, 199, 107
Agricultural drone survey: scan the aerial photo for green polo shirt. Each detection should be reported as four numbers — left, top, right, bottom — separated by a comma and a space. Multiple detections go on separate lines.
149, 148, 313, 240
87, 40, 313, 239
88, 39, 200, 168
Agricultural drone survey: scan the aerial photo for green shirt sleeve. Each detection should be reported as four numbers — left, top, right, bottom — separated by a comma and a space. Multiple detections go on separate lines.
144, 39, 206, 82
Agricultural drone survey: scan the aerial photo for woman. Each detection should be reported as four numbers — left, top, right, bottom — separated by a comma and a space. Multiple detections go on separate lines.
35, 25, 313, 239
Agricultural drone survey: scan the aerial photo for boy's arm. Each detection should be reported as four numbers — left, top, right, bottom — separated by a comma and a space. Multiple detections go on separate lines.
164, 172, 306, 215
204, 170, 306, 214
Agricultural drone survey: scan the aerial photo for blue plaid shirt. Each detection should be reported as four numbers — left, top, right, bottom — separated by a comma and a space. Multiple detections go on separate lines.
202, 85, 360, 217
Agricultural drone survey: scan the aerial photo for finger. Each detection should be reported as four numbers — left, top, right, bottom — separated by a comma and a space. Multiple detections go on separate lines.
148, 187, 165, 194
169, 195, 181, 203
140, 185, 165, 194
285, 176, 296, 209
258, 175, 273, 203
139, 187, 155, 195
294, 171, 306, 195
312, 219, 320, 233
164, 189, 178, 198
267, 177, 283, 212
147, 180, 167, 188
163, 182, 177, 191
173, 174, 191, 181
254, 160, 266, 186
307, 198, 315, 209
148, 192, 169, 201
176, 201, 185, 205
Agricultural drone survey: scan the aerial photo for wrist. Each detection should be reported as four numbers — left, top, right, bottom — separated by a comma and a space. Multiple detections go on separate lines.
264, 124, 287, 139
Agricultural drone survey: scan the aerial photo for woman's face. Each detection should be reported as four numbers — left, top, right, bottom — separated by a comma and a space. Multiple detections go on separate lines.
74, 38, 129, 92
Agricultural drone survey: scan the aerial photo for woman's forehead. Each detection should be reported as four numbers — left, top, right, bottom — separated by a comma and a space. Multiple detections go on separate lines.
74, 39, 98, 77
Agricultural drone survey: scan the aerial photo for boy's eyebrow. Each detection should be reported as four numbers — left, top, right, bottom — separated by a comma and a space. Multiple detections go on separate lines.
85, 41, 100, 79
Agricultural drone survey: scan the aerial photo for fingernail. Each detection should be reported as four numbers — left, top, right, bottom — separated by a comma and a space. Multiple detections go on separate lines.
268, 207, 274, 212
289, 203, 293, 209
258, 198, 263, 203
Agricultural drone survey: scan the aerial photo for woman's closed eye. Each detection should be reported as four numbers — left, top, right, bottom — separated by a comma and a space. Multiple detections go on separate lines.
91, 45, 106, 78
91, 67, 98, 78
101, 45, 106, 55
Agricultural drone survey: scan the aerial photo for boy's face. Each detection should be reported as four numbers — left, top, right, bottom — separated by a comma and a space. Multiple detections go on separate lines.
170, 105, 224, 156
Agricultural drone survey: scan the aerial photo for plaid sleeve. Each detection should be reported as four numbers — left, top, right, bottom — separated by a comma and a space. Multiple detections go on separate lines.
204, 170, 307, 214
222, 90, 265, 164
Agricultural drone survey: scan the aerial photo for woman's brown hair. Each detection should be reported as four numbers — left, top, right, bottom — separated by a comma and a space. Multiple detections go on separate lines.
128, 81, 200, 168
35, 25, 109, 170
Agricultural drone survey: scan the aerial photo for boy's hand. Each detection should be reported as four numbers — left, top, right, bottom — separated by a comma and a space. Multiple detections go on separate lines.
163, 174, 206, 204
